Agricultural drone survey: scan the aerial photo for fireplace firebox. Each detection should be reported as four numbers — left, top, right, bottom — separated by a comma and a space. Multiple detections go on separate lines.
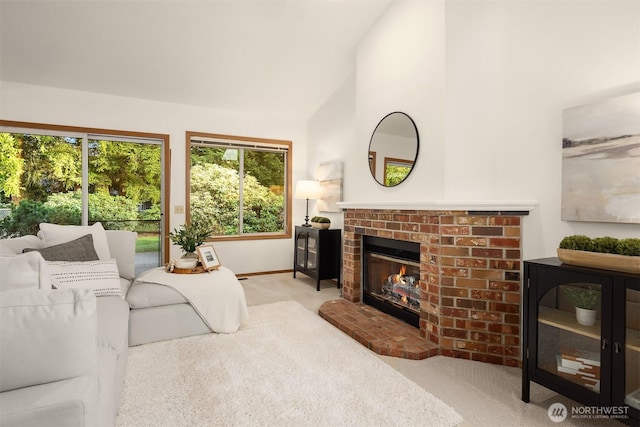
362, 236, 420, 327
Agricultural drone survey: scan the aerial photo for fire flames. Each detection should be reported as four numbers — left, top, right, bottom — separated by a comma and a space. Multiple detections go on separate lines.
390, 265, 407, 284
382, 264, 420, 311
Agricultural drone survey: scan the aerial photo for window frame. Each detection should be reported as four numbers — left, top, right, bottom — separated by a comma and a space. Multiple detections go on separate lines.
186, 131, 292, 241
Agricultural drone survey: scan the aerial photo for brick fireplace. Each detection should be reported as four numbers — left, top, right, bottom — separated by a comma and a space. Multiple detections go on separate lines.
340, 207, 531, 367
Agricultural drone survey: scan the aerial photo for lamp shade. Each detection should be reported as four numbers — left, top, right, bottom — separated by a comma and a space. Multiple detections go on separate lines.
295, 180, 321, 199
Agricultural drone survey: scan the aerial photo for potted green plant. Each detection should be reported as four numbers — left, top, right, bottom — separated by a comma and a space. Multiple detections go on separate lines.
558, 235, 640, 274
561, 285, 600, 326
169, 222, 212, 268
310, 216, 331, 230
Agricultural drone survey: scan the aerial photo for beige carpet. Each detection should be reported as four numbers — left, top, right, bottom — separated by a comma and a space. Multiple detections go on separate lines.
116, 300, 463, 427
237, 273, 626, 426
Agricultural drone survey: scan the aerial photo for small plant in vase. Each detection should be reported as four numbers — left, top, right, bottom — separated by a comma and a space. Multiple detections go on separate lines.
169, 222, 212, 269
561, 285, 600, 326
310, 216, 331, 229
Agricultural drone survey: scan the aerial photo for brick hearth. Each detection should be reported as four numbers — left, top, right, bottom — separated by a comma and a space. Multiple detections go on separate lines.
340, 208, 528, 367
319, 299, 438, 359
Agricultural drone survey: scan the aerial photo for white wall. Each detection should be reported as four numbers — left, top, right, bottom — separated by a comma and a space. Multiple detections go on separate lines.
307, 74, 358, 229
0, 82, 308, 274
356, 0, 447, 201
306, 0, 640, 260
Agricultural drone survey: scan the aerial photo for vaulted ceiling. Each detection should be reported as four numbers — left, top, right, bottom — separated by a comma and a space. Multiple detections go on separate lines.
0, 0, 392, 119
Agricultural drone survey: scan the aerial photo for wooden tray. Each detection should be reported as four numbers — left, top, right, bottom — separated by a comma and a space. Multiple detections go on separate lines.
557, 248, 640, 274
172, 266, 208, 274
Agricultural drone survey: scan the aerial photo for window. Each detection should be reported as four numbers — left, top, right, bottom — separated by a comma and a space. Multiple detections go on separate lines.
384, 157, 413, 186
0, 120, 169, 274
187, 132, 292, 240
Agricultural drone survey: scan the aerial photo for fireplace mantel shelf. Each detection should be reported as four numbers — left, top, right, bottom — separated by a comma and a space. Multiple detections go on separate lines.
336, 200, 538, 212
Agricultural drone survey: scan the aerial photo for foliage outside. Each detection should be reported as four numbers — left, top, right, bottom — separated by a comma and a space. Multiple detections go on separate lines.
1, 132, 286, 240
0, 192, 159, 238
0, 133, 161, 238
190, 148, 285, 236
385, 164, 411, 186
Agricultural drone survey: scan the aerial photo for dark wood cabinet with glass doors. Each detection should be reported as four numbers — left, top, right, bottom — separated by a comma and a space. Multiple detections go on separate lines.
522, 258, 640, 425
293, 226, 341, 291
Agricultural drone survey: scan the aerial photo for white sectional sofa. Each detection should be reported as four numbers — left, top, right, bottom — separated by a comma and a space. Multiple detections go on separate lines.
0, 222, 248, 426
0, 224, 136, 427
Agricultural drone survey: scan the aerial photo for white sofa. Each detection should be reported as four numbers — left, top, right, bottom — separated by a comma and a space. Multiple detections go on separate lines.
0, 225, 136, 427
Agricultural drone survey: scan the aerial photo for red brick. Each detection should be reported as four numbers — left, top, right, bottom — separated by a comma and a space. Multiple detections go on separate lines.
442, 328, 468, 338
489, 302, 520, 313
471, 290, 504, 301
456, 278, 488, 289
472, 226, 504, 236
489, 237, 520, 248
385, 221, 401, 230
489, 216, 521, 226
456, 237, 488, 247
488, 281, 520, 292
456, 257, 488, 268
471, 248, 503, 258
456, 341, 488, 352
504, 227, 521, 237
466, 320, 488, 330
442, 287, 469, 297
456, 299, 488, 310
441, 307, 469, 318
504, 292, 521, 303
441, 267, 469, 277
488, 323, 519, 335
504, 314, 520, 324
441, 246, 469, 256
471, 269, 504, 280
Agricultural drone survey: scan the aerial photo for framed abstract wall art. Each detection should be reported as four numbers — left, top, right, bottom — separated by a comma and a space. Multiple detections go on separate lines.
561, 91, 640, 224
316, 161, 343, 213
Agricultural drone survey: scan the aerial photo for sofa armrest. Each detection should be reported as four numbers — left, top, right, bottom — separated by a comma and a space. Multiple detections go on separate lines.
0, 289, 98, 392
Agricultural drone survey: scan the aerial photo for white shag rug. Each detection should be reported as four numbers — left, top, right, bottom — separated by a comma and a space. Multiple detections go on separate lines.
116, 301, 463, 427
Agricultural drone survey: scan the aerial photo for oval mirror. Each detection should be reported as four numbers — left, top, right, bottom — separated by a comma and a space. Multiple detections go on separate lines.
367, 112, 419, 187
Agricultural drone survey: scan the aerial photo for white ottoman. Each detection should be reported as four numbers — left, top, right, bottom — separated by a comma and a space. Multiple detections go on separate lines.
126, 267, 249, 346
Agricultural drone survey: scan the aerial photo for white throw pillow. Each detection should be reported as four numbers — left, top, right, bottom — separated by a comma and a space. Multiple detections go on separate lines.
47, 259, 123, 298
0, 252, 52, 292
105, 230, 138, 280
38, 222, 111, 261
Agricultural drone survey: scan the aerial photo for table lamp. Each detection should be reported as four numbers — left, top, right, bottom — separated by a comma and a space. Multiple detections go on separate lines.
295, 180, 321, 227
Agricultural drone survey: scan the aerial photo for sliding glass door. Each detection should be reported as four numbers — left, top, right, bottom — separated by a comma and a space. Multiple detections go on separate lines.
88, 135, 164, 275
0, 127, 166, 275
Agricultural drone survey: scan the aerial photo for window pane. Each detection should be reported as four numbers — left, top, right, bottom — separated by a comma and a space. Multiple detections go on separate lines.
242, 150, 285, 234
88, 138, 163, 275
0, 133, 82, 237
190, 146, 241, 235
190, 144, 287, 237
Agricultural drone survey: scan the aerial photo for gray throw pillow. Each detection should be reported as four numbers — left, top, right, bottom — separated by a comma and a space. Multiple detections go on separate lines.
23, 234, 100, 262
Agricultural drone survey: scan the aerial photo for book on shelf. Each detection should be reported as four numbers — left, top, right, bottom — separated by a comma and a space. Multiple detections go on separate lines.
556, 348, 601, 392
559, 347, 600, 367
